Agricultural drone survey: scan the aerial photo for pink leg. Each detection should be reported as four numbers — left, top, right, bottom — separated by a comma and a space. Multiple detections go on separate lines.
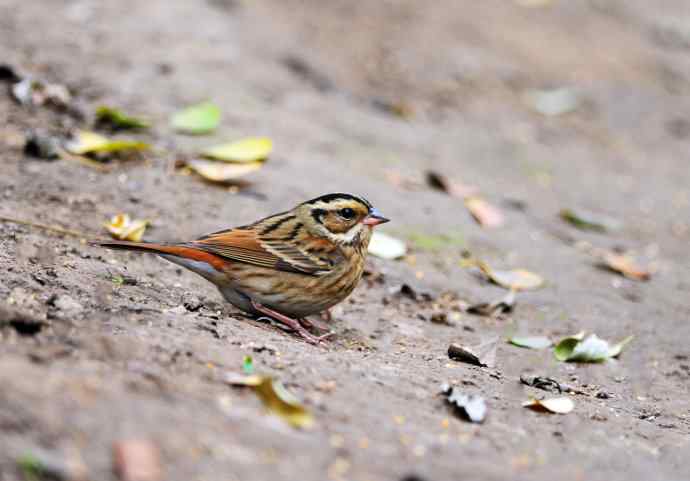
321, 309, 333, 322
250, 300, 331, 345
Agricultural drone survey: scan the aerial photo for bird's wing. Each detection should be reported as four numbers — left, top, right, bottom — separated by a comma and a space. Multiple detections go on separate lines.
191, 216, 338, 275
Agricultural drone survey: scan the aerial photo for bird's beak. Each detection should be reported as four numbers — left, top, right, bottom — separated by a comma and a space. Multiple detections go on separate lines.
362, 208, 390, 226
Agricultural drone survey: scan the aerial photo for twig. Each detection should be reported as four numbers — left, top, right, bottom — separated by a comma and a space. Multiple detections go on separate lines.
0, 215, 93, 239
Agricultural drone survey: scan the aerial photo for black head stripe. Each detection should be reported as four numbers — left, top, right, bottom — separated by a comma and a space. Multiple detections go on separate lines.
303, 193, 372, 210
311, 208, 326, 224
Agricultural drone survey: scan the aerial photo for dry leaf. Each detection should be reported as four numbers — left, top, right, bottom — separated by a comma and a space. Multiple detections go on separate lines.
186, 158, 262, 183
96, 106, 150, 130
559, 208, 620, 232
464, 197, 504, 228
477, 262, 544, 291
202, 137, 273, 163
600, 253, 650, 281
448, 338, 497, 368
426, 171, 478, 198
225, 374, 313, 428
523, 397, 574, 414
104, 214, 149, 242
368, 232, 407, 260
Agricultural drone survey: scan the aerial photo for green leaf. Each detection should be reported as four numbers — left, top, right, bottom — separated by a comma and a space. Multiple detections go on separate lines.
554, 333, 633, 362
171, 101, 221, 135
509, 336, 552, 350
559, 208, 620, 232
95, 106, 150, 129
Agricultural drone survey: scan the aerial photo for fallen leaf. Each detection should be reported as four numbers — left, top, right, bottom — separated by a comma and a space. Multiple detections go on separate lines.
113, 439, 162, 481
477, 262, 544, 291
171, 101, 221, 135
466, 290, 516, 316
64, 130, 149, 155
185, 158, 262, 183
448, 338, 497, 368
599, 253, 651, 281
525, 87, 580, 117
425, 170, 478, 198
96, 106, 150, 130
104, 214, 149, 242
225, 374, 313, 428
464, 197, 504, 228
201, 137, 273, 163
368, 232, 407, 260
554, 333, 633, 362
441, 384, 487, 423
509, 336, 552, 350
559, 208, 620, 232
523, 397, 574, 414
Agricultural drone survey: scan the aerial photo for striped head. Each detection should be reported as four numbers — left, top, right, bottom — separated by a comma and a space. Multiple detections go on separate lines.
296, 193, 389, 246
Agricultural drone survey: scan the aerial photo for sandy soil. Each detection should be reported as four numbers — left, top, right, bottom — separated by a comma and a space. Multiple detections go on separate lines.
1, 1, 689, 480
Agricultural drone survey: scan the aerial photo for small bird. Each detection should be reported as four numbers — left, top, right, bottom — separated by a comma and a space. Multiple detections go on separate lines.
95, 193, 389, 344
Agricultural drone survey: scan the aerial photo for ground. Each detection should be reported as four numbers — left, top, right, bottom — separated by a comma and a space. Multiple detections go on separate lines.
1, 1, 689, 480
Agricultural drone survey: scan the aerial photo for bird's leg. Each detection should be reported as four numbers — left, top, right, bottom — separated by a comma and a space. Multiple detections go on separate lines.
250, 300, 330, 345
298, 316, 330, 333
321, 309, 333, 322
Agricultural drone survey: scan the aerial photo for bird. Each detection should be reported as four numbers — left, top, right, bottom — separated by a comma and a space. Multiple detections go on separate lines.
94, 193, 389, 344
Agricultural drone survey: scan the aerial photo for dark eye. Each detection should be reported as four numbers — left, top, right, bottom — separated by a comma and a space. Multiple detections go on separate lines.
338, 207, 356, 220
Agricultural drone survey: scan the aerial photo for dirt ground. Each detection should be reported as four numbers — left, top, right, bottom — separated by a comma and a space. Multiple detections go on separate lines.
1, 1, 689, 480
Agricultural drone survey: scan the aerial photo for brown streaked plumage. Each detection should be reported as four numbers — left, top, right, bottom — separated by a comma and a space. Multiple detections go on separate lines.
94, 193, 389, 344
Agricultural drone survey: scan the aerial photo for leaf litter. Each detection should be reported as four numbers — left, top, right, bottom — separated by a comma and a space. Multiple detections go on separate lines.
184, 158, 263, 184
440, 383, 487, 423
171, 101, 221, 135
225, 373, 314, 428
554, 332, 634, 362
64, 130, 149, 155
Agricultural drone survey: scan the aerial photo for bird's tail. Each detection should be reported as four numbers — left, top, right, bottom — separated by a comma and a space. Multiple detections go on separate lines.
93, 240, 228, 271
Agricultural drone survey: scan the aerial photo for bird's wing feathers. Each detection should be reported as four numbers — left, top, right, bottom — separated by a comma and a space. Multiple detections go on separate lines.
191, 215, 339, 275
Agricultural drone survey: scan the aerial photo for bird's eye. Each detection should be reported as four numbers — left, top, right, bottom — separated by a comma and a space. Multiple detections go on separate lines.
338, 207, 356, 220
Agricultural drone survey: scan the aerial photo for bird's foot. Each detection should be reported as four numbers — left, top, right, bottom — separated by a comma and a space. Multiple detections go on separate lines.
251, 300, 329, 345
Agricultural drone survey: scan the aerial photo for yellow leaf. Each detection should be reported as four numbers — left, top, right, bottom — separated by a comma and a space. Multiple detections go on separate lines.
186, 158, 262, 183
65, 130, 149, 155
225, 374, 313, 428
104, 214, 149, 241
202, 137, 272, 163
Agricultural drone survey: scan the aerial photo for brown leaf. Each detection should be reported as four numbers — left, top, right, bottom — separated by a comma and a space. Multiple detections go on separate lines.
464, 197, 504, 228
426, 171, 478, 198
600, 253, 650, 281
477, 262, 544, 291
448, 338, 497, 368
